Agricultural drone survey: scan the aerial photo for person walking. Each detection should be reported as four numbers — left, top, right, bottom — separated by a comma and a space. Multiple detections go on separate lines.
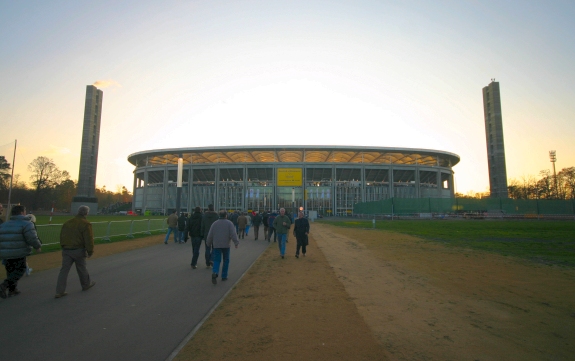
55, 205, 95, 299
165, 210, 179, 244
237, 212, 248, 239
188, 207, 203, 269
293, 211, 310, 258
273, 208, 292, 259
252, 211, 262, 240
262, 211, 269, 241
244, 212, 252, 236
267, 211, 277, 242
230, 211, 239, 235
177, 212, 187, 244
201, 204, 219, 269
206, 210, 239, 284
0, 205, 42, 298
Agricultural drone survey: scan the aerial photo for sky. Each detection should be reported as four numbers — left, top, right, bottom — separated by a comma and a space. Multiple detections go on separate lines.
1, 0, 574, 195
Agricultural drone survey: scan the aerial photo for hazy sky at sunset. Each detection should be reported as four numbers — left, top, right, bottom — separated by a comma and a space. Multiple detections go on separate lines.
1, 1, 574, 194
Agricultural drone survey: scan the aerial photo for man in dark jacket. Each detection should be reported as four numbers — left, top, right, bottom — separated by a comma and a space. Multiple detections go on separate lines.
55, 205, 95, 298
188, 207, 203, 269
0, 205, 42, 298
293, 211, 310, 258
178, 212, 188, 244
252, 212, 263, 240
230, 211, 239, 235
262, 211, 269, 241
201, 204, 219, 268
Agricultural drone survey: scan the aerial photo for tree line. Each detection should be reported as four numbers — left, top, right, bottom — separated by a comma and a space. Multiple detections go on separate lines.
455, 166, 575, 199
0, 155, 132, 212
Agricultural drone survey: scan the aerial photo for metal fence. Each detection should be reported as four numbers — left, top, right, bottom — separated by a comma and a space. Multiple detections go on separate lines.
37, 219, 168, 246
353, 198, 575, 220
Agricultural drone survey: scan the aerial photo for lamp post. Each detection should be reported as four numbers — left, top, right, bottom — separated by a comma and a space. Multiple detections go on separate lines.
549, 150, 557, 199
292, 187, 296, 221
176, 154, 183, 214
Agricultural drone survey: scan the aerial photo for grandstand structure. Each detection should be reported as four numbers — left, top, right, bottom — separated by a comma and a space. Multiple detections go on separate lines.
127, 145, 460, 216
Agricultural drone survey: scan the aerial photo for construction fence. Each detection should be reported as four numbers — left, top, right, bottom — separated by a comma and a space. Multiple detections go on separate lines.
353, 198, 575, 219
37, 219, 168, 246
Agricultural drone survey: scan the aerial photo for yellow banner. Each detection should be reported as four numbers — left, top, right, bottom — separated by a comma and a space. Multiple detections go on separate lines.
277, 168, 302, 187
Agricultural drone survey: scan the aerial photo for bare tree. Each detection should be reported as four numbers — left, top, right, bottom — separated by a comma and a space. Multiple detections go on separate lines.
27, 156, 67, 209
0, 155, 11, 190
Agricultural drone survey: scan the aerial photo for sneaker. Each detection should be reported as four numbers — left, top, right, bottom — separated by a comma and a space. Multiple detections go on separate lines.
8, 289, 21, 297
191, 265, 197, 269
212, 273, 218, 285
55, 292, 68, 299
0, 283, 7, 299
222, 278, 228, 281
281, 255, 284, 259
82, 281, 96, 291
26, 267, 33, 276
295, 254, 299, 258
206, 264, 211, 269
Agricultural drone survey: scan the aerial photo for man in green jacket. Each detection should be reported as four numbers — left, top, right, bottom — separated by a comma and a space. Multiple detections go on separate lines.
273, 208, 291, 259
55, 205, 95, 298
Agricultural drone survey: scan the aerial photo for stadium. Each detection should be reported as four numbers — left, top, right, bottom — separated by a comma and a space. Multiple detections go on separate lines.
127, 145, 460, 216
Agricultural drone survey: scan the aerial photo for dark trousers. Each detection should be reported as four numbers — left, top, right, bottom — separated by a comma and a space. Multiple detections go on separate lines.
204, 240, 213, 266
263, 225, 269, 240
56, 249, 91, 294
268, 227, 276, 241
253, 225, 260, 240
2, 257, 26, 292
239, 227, 245, 238
190, 237, 203, 266
296, 235, 308, 255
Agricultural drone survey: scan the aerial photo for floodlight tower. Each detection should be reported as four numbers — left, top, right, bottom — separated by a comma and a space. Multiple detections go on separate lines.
549, 150, 557, 198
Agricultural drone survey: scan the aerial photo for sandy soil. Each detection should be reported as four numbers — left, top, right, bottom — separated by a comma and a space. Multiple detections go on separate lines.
6, 223, 575, 360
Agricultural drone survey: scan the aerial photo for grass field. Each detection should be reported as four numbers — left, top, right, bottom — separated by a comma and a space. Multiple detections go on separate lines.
25, 215, 169, 253
31, 214, 166, 225
322, 219, 575, 267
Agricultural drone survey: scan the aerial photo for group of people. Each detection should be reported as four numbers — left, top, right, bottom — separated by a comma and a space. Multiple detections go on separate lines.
165, 206, 311, 283
0, 204, 95, 299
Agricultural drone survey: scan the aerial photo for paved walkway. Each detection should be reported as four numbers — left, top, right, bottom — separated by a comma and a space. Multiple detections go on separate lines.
0, 233, 269, 361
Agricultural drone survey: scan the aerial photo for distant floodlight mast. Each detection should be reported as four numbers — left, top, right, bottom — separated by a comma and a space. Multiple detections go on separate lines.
549, 150, 557, 198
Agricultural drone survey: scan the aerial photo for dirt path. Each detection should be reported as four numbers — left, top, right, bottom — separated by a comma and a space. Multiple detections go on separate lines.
175, 232, 386, 361
312, 223, 575, 361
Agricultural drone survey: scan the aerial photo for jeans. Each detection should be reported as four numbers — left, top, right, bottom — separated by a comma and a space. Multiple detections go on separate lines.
245, 225, 250, 235
212, 248, 231, 279
178, 230, 187, 243
2, 257, 26, 292
277, 233, 287, 256
190, 237, 202, 266
165, 227, 179, 243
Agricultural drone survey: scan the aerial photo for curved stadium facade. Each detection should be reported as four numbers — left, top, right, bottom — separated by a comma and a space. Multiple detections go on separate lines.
128, 146, 460, 216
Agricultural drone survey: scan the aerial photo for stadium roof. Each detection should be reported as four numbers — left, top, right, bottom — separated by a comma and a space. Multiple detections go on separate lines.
128, 145, 460, 168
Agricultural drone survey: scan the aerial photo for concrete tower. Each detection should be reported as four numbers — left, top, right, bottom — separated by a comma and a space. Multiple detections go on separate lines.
71, 85, 103, 213
482, 80, 508, 198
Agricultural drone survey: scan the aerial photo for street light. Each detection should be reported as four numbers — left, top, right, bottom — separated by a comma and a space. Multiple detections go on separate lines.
549, 150, 558, 199
292, 187, 295, 221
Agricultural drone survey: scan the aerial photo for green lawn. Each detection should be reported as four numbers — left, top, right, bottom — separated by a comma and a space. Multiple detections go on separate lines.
32, 214, 166, 225
321, 219, 575, 267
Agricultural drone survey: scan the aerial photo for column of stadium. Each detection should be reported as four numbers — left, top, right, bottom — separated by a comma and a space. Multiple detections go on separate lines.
71, 85, 103, 214
482, 80, 509, 198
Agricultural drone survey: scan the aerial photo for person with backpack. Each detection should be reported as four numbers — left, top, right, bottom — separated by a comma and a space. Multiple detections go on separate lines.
267, 211, 277, 242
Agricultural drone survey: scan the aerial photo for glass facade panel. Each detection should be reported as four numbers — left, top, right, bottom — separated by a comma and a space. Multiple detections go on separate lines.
217, 182, 243, 211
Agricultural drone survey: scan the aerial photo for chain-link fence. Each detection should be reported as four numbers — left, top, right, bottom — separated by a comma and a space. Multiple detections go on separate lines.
36, 219, 168, 245
353, 198, 575, 219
